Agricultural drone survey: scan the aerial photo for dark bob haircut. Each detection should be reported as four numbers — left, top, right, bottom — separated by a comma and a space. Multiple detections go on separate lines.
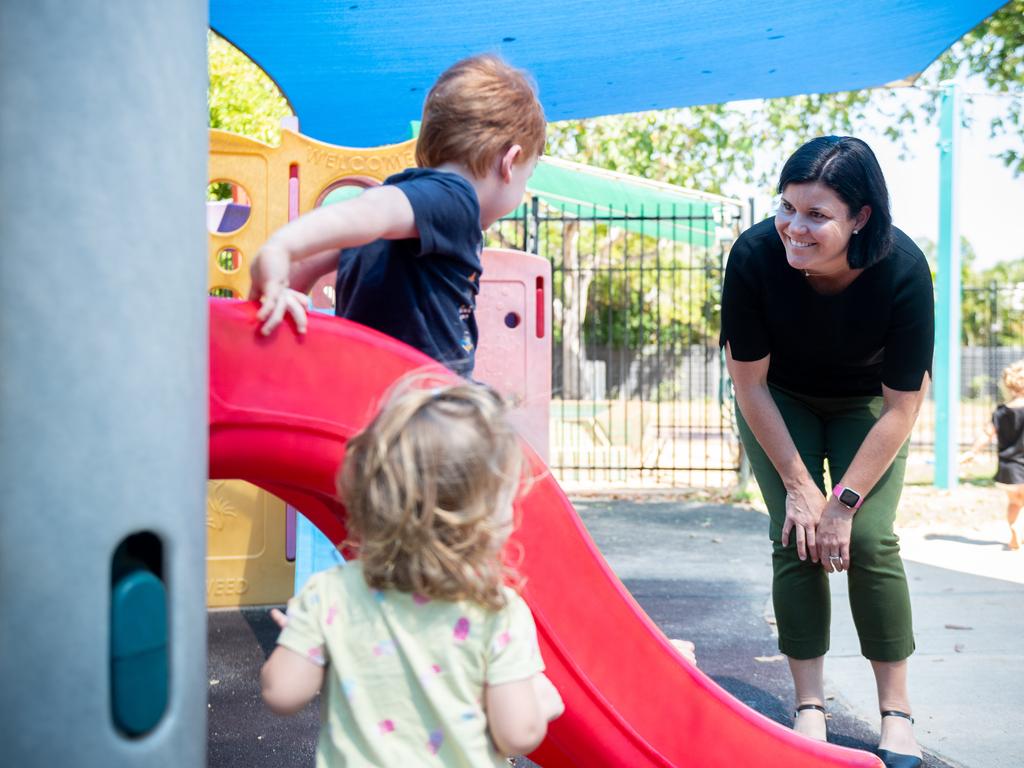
778, 136, 893, 269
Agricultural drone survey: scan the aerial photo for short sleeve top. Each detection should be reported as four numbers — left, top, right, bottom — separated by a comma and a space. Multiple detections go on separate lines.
277, 563, 544, 767
994, 404, 1024, 484
719, 217, 934, 397
335, 168, 484, 377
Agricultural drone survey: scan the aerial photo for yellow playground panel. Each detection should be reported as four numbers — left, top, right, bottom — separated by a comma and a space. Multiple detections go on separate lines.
207, 126, 416, 298
206, 127, 417, 606
205, 480, 294, 607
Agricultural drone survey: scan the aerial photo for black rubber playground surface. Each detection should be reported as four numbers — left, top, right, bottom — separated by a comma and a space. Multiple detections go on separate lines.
208, 499, 954, 768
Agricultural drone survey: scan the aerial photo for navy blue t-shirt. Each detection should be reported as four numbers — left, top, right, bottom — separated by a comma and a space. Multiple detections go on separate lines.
334, 168, 483, 376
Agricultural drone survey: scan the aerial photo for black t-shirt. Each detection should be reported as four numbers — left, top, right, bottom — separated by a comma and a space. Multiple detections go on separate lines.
994, 404, 1024, 484
719, 217, 934, 397
335, 168, 483, 377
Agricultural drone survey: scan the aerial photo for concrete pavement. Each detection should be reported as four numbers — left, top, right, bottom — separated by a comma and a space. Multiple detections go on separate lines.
574, 498, 1022, 768
207, 498, 1021, 767
828, 524, 1024, 768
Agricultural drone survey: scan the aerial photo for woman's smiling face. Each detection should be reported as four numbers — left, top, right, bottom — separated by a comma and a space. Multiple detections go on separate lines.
775, 181, 869, 276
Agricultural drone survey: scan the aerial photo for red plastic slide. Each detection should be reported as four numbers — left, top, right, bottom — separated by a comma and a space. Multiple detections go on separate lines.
208, 299, 881, 768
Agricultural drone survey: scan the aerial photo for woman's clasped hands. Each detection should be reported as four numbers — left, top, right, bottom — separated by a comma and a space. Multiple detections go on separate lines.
782, 480, 852, 573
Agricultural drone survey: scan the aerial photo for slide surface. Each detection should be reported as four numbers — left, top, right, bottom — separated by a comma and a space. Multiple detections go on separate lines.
208, 299, 881, 768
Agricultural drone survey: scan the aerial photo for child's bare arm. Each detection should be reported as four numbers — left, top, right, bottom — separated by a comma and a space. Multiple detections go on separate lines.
249, 249, 339, 301
260, 645, 325, 715
961, 421, 997, 464
486, 673, 563, 756
252, 186, 417, 335
485, 678, 546, 756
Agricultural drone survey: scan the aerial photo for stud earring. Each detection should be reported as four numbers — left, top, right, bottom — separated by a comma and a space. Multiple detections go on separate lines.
853, 229, 859, 234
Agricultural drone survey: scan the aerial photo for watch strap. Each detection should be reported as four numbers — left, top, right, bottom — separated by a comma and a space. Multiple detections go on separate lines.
832, 483, 864, 510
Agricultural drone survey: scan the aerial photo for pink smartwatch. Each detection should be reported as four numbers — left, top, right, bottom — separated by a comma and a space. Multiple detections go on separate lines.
832, 484, 864, 511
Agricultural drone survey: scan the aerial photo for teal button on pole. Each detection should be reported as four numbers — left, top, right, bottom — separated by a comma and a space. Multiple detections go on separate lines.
111, 559, 168, 736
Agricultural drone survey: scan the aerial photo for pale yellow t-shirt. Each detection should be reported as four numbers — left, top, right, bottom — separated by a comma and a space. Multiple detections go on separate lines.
278, 562, 544, 768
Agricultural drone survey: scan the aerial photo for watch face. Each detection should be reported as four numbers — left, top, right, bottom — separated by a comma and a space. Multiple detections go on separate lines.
839, 488, 860, 508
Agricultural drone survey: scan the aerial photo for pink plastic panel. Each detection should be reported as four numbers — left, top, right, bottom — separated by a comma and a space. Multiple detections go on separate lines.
476, 248, 552, 462
299, 246, 552, 457
207, 298, 881, 768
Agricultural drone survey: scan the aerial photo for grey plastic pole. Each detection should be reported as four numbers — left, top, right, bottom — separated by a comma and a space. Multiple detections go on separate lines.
0, 2, 208, 766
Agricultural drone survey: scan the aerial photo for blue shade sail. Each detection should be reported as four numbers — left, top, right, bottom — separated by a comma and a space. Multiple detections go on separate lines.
210, 1, 1003, 146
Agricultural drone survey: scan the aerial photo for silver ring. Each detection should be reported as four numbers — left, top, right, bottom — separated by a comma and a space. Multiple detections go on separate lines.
829, 555, 841, 562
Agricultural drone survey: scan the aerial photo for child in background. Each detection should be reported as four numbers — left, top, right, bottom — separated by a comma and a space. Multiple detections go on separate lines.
962, 359, 1024, 550
260, 379, 564, 765
249, 54, 546, 378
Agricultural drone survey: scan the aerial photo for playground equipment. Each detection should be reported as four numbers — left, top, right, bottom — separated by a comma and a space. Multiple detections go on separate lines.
210, 298, 881, 767
207, 126, 417, 302
206, 126, 551, 604
205, 140, 868, 758
205, 127, 419, 604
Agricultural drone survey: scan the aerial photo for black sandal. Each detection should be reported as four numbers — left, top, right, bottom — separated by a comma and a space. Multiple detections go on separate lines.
877, 711, 922, 768
793, 703, 828, 740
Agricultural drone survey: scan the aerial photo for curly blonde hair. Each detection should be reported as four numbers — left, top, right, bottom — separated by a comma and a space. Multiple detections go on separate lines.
1003, 359, 1024, 399
338, 376, 525, 611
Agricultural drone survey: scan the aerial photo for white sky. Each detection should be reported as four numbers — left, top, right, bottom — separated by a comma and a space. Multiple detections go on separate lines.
722, 84, 1024, 270
867, 90, 1023, 269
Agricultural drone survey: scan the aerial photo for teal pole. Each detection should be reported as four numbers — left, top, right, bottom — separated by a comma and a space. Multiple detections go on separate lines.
934, 80, 961, 489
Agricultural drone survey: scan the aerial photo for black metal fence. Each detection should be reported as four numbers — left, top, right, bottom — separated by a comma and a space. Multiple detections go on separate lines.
489, 198, 1024, 488
488, 195, 746, 487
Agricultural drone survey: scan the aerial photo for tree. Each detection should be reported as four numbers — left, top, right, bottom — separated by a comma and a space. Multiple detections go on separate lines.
546, 93, 874, 196
926, 0, 1024, 175
207, 32, 292, 200
208, 32, 292, 145
963, 258, 1024, 347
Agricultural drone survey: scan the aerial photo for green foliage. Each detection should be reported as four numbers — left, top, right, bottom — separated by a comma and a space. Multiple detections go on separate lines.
489, 204, 725, 348
584, 237, 722, 347
916, 235, 1024, 346
207, 182, 232, 201
972, 256, 1024, 286
962, 259, 1024, 346
547, 94, 871, 196
208, 31, 292, 145
931, 0, 1024, 175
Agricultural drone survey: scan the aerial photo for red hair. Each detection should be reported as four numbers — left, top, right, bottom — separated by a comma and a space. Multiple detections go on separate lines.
416, 54, 546, 178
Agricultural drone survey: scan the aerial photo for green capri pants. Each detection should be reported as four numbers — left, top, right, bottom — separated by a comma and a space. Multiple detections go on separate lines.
737, 384, 915, 662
